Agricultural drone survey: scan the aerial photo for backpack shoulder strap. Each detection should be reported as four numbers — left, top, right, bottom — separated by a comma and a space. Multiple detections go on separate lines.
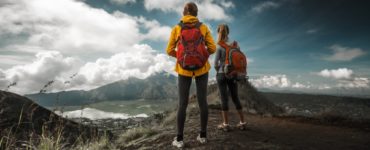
218, 41, 231, 64
179, 21, 202, 29
195, 22, 202, 28
218, 41, 229, 49
178, 21, 185, 29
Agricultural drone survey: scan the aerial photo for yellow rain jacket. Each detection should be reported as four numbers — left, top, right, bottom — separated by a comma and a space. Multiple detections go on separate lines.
166, 15, 216, 77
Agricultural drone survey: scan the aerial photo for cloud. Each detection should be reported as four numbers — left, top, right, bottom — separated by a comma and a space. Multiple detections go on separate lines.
134, 16, 172, 42
0, 55, 33, 68
0, 0, 172, 63
317, 68, 353, 79
143, 0, 234, 21
250, 74, 311, 89
0, 51, 82, 94
0, 0, 138, 55
220, 0, 235, 8
0, 0, 176, 94
337, 77, 369, 89
251, 1, 280, 14
323, 45, 366, 61
143, 0, 182, 12
316, 68, 369, 89
109, 0, 136, 5
0, 44, 175, 94
250, 74, 290, 88
318, 84, 332, 90
306, 29, 318, 34
72, 44, 175, 89
247, 58, 254, 63
291, 82, 311, 89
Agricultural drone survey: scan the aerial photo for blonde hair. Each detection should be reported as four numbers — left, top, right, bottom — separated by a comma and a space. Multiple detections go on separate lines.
217, 24, 229, 43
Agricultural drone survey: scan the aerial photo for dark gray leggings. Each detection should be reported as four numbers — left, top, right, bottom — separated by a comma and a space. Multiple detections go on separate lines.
177, 73, 208, 139
217, 73, 242, 111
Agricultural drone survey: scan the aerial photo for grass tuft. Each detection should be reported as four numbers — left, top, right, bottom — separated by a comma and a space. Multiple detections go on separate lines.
74, 132, 114, 150
160, 110, 177, 127
118, 127, 157, 144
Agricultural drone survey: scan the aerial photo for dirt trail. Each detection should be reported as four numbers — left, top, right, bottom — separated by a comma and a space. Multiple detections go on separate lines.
121, 83, 369, 149
123, 106, 370, 150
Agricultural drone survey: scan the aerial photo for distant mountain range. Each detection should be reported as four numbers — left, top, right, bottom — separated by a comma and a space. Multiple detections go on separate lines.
26, 72, 179, 106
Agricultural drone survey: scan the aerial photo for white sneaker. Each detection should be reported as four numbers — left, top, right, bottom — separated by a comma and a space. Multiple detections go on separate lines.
236, 121, 247, 130
196, 135, 207, 144
172, 137, 184, 148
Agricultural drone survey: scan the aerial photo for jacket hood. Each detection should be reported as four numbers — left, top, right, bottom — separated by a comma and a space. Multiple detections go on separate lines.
181, 15, 199, 24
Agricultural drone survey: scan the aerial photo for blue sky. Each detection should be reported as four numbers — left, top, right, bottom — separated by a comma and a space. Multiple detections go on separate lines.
84, 0, 370, 81
0, 0, 369, 96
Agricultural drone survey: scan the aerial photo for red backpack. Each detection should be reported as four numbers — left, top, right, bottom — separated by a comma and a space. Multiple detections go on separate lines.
219, 41, 247, 80
177, 22, 209, 71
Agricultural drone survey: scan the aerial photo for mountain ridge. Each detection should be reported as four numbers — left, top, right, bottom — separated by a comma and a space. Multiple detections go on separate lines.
26, 72, 178, 106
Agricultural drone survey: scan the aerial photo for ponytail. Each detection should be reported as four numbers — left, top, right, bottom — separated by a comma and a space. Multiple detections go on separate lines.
217, 24, 229, 43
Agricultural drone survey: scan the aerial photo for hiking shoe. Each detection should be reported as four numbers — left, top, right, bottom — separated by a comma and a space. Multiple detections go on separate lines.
172, 137, 184, 148
236, 122, 247, 130
196, 135, 207, 144
217, 123, 231, 132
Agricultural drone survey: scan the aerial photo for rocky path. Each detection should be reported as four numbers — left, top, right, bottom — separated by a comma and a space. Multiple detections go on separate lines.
122, 105, 370, 150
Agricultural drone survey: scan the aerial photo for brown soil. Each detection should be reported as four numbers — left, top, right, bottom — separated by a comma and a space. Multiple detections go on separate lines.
123, 105, 370, 150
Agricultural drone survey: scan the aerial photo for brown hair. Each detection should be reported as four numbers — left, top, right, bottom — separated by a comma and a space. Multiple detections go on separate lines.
217, 24, 229, 43
183, 2, 198, 16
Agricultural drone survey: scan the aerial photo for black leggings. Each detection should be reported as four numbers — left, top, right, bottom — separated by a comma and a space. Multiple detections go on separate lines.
217, 73, 242, 111
177, 73, 208, 140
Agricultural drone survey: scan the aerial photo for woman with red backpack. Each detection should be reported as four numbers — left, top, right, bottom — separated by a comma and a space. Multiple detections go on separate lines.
214, 24, 247, 131
166, 2, 216, 148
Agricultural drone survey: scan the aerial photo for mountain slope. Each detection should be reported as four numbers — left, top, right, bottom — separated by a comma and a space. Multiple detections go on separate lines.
89, 72, 178, 100
207, 81, 283, 116
26, 72, 178, 106
0, 91, 100, 148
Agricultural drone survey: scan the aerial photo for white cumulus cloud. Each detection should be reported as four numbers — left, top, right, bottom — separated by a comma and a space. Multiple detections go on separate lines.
0, 0, 177, 94
337, 77, 369, 89
250, 74, 311, 89
72, 44, 175, 89
323, 44, 366, 61
317, 68, 353, 79
0, 0, 172, 66
316, 68, 369, 89
0, 45, 175, 94
0, 0, 140, 55
0, 51, 82, 94
250, 74, 290, 88
291, 82, 311, 89
134, 16, 172, 42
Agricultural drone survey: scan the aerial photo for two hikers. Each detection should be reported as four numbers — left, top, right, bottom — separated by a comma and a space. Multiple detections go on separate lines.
166, 2, 247, 148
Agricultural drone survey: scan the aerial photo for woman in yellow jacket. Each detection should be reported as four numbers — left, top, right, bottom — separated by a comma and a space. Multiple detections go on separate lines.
166, 2, 216, 148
